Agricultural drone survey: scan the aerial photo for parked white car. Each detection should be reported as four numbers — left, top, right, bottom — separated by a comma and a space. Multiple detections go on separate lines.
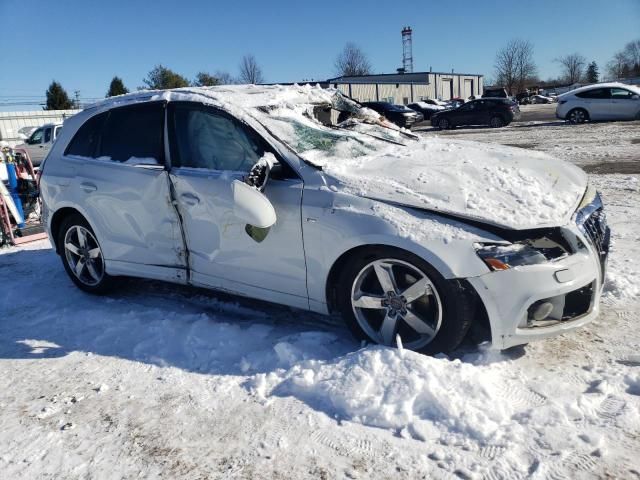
556, 82, 640, 123
530, 95, 553, 104
16, 123, 63, 166
40, 86, 609, 354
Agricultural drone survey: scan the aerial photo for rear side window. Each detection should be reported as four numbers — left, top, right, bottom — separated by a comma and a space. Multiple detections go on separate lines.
65, 112, 108, 157
44, 127, 52, 143
576, 88, 609, 99
98, 103, 164, 163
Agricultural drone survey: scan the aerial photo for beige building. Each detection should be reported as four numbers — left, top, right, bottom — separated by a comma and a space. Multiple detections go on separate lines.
328, 71, 484, 104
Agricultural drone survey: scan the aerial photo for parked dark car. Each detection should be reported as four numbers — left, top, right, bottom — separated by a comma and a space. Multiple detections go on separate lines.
516, 92, 531, 105
407, 101, 444, 120
360, 102, 421, 128
482, 88, 509, 98
431, 98, 521, 129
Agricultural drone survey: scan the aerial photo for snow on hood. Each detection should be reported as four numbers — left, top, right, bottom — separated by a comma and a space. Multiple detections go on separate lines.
319, 137, 587, 230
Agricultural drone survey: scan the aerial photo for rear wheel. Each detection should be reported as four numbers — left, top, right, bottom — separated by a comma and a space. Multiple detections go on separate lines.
567, 108, 588, 124
489, 116, 504, 128
58, 214, 114, 294
336, 247, 475, 354
437, 118, 450, 130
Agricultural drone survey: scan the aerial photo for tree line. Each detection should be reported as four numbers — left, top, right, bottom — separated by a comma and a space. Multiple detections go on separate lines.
493, 38, 640, 94
44, 54, 265, 110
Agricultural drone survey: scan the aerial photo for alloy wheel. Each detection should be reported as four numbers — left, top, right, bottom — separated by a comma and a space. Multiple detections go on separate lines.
64, 225, 105, 286
569, 109, 586, 124
490, 117, 504, 128
350, 258, 443, 350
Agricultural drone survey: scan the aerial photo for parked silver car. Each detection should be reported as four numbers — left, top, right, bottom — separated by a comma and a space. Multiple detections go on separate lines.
16, 123, 63, 167
556, 82, 640, 123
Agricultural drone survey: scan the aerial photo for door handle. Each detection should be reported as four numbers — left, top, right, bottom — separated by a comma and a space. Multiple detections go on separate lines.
180, 192, 200, 206
81, 182, 97, 192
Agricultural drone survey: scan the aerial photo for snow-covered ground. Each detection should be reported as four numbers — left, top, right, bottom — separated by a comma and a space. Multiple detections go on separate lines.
1, 124, 639, 479
418, 115, 640, 173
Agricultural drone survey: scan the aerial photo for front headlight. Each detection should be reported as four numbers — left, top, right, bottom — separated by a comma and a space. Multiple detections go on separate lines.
474, 243, 548, 271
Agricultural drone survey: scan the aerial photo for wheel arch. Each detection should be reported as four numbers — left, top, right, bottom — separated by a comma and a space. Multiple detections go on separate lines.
324, 243, 493, 347
50, 206, 92, 255
568, 106, 590, 121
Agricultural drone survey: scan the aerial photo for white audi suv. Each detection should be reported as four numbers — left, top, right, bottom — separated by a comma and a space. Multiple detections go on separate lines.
39, 85, 610, 354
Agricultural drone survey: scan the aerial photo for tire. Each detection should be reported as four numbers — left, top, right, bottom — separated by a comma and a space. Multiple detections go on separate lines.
567, 108, 588, 124
336, 247, 476, 355
489, 116, 504, 128
437, 118, 450, 130
57, 214, 114, 294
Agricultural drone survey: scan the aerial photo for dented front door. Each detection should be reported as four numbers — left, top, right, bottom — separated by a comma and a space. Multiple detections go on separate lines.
166, 102, 308, 309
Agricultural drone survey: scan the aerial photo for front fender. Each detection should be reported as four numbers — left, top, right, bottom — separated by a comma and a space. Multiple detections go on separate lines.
301, 189, 498, 310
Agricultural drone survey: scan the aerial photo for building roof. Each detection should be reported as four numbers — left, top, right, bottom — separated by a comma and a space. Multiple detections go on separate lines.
328, 71, 483, 84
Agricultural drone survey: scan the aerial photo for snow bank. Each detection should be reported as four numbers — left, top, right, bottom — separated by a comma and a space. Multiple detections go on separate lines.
253, 347, 516, 442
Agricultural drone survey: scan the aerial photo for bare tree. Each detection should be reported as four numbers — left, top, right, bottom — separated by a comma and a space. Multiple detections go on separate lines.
494, 39, 537, 94
555, 53, 586, 84
215, 70, 237, 85
622, 39, 640, 73
607, 39, 640, 79
607, 52, 629, 80
334, 42, 372, 77
239, 54, 264, 84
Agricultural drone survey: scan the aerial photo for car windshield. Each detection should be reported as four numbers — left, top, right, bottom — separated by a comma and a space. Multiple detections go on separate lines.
251, 96, 417, 167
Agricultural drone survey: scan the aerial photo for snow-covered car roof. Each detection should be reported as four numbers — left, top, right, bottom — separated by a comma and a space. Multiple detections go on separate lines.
90, 84, 357, 115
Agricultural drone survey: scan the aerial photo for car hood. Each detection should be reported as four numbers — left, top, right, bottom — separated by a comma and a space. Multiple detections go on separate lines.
321, 137, 587, 230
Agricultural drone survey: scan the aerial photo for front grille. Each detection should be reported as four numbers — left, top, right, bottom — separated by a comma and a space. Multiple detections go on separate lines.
576, 192, 610, 281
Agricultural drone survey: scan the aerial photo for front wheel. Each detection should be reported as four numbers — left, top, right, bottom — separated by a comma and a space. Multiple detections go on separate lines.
58, 214, 114, 294
336, 248, 476, 354
567, 108, 588, 124
437, 118, 450, 130
489, 116, 504, 128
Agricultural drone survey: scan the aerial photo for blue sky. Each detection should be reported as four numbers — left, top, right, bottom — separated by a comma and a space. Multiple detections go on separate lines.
1, 0, 638, 108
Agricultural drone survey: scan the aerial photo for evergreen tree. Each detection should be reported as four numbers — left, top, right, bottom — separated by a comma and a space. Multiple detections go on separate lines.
586, 61, 599, 83
193, 72, 220, 87
45, 81, 73, 110
106, 76, 129, 97
142, 65, 189, 89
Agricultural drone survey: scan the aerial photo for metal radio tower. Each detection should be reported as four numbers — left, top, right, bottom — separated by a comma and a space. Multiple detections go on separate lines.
402, 27, 413, 73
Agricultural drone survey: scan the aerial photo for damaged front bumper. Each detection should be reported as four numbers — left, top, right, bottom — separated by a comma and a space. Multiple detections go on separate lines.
468, 194, 610, 350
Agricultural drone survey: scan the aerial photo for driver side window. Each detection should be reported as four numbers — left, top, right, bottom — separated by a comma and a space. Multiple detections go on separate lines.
170, 103, 265, 171
28, 128, 43, 145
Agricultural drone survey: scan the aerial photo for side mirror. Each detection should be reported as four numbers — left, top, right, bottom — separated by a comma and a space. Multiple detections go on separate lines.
232, 180, 276, 228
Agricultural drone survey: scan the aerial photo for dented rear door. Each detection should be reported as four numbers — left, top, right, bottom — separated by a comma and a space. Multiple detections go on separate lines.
73, 102, 186, 278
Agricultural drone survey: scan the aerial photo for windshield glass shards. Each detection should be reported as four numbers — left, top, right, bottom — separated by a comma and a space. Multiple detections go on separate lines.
252, 92, 417, 167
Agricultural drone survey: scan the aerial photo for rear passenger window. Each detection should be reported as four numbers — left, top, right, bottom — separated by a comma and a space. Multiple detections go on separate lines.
576, 89, 609, 99
44, 127, 52, 143
98, 103, 164, 163
65, 112, 108, 157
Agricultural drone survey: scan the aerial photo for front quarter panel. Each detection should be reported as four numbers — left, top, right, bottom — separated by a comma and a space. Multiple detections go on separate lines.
301, 188, 499, 311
